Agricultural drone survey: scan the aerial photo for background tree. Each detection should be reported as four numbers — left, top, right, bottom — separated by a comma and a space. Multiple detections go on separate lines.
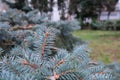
2, 0, 118, 20
68, 0, 118, 20
31, 0, 54, 15
1, 0, 32, 12
103, 0, 119, 20
2, 0, 118, 21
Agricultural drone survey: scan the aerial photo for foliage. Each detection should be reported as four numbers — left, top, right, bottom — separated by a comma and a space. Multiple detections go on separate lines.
115, 20, 120, 30
2, 0, 118, 21
0, 38, 119, 80
91, 20, 120, 30
0, 4, 120, 80
68, 0, 118, 20
107, 62, 120, 79
0, 9, 83, 52
47, 20, 83, 51
1, 0, 32, 13
31, 0, 53, 13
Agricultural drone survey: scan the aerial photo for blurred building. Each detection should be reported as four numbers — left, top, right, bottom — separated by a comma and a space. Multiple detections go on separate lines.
100, 1, 120, 20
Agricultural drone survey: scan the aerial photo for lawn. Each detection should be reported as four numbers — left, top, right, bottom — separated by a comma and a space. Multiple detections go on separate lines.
73, 30, 120, 63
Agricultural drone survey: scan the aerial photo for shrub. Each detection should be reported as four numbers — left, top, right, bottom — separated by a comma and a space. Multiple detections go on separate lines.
116, 20, 120, 30
91, 20, 120, 30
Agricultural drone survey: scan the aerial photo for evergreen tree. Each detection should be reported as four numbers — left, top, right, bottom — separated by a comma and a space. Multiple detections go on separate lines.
0, 1, 120, 80
0, 9, 120, 80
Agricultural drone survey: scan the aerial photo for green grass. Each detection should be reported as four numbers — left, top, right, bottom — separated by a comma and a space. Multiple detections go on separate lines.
73, 30, 120, 63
